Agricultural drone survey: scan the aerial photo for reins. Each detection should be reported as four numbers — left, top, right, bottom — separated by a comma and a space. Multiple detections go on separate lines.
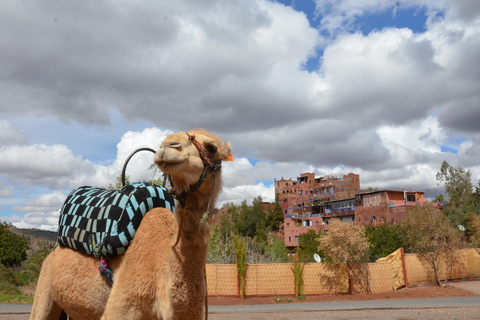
121, 134, 222, 245
172, 133, 221, 211
170, 133, 222, 247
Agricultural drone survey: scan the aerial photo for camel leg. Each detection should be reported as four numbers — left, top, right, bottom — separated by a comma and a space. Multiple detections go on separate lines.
101, 210, 175, 320
30, 255, 63, 320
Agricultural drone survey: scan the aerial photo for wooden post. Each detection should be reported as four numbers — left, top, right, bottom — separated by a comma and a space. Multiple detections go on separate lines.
400, 247, 409, 288
348, 264, 353, 294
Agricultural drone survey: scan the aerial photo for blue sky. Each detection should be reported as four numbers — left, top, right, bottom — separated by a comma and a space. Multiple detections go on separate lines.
1, 0, 479, 230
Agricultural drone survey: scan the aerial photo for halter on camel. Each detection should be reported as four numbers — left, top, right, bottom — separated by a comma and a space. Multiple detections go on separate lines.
164, 133, 222, 246
121, 133, 223, 247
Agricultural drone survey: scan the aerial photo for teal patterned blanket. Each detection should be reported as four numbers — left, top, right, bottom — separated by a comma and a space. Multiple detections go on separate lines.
57, 182, 175, 258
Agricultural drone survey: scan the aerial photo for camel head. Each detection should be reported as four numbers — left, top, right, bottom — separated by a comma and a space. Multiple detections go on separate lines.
154, 129, 232, 210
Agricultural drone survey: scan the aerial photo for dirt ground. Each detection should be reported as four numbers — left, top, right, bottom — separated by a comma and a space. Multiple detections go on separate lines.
207, 282, 477, 306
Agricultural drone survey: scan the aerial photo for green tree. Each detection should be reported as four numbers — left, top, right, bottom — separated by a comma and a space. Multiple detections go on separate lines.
254, 219, 268, 249
291, 247, 305, 298
266, 194, 283, 232
23, 241, 53, 281
207, 227, 235, 264
235, 197, 266, 238
473, 180, 480, 208
360, 187, 379, 193
223, 202, 240, 234
106, 171, 166, 191
0, 222, 30, 268
402, 204, 462, 286
218, 212, 233, 239
434, 194, 446, 203
233, 235, 247, 299
207, 211, 237, 264
364, 223, 405, 259
436, 160, 473, 208
298, 229, 322, 262
263, 235, 289, 263
107, 174, 131, 190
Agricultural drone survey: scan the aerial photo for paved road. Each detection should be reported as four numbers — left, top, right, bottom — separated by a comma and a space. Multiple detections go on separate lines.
209, 297, 480, 319
2, 297, 480, 320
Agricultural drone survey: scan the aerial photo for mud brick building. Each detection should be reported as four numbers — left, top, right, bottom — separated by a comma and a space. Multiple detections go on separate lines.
276, 172, 437, 249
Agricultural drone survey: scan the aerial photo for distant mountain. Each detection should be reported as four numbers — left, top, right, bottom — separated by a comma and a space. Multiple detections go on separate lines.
10, 227, 57, 251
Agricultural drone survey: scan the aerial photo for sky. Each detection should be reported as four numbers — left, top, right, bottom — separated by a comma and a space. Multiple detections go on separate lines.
1, 0, 480, 231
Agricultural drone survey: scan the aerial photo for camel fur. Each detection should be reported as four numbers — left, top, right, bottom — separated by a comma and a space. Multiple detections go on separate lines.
30, 129, 232, 320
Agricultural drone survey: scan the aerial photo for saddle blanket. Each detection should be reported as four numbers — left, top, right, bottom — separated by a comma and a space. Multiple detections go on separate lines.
57, 182, 175, 258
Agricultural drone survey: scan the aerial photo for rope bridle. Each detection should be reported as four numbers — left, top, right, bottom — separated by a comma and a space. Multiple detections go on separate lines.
164, 133, 222, 214
121, 134, 222, 215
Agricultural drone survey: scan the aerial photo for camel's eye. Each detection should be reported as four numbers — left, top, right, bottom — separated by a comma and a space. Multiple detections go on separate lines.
205, 144, 217, 154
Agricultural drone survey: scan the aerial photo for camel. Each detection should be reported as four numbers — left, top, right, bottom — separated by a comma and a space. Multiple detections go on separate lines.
30, 129, 232, 320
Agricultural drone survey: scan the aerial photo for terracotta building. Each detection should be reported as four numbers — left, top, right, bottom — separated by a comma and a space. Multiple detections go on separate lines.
276, 172, 439, 249
275, 172, 360, 248
354, 189, 440, 226
275, 172, 360, 216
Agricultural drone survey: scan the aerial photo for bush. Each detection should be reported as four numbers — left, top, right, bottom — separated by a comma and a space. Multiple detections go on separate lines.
0, 222, 30, 268
0, 264, 20, 295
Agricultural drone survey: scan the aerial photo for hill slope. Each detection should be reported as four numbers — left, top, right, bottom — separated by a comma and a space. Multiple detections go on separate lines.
10, 227, 57, 251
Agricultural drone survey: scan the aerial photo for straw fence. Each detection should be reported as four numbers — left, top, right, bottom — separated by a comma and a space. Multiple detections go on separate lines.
206, 248, 480, 296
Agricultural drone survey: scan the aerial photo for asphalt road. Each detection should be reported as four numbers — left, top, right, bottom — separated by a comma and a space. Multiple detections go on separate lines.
2, 297, 480, 320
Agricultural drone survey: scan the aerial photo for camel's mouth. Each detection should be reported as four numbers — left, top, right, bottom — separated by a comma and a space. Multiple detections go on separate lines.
156, 160, 186, 174
154, 147, 189, 174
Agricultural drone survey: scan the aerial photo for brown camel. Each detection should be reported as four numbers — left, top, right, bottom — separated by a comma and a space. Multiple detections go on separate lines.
30, 129, 232, 320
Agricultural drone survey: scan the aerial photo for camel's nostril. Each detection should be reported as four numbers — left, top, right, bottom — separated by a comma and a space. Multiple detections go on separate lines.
165, 143, 182, 149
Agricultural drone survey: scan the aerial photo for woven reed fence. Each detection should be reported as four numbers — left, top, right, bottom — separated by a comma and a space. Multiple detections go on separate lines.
206, 248, 480, 296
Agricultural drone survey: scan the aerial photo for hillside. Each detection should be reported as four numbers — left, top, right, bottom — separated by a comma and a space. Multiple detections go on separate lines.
10, 227, 57, 251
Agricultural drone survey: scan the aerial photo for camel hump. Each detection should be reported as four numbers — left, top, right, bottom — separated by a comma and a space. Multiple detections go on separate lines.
57, 182, 176, 258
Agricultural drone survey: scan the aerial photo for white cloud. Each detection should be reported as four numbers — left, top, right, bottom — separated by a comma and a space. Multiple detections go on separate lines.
0, 185, 14, 198
219, 183, 275, 206
0, 0, 480, 230
2, 211, 59, 232
12, 191, 66, 213
0, 127, 173, 190
0, 120, 28, 146
377, 116, 446, 154
0, 144, 94, 189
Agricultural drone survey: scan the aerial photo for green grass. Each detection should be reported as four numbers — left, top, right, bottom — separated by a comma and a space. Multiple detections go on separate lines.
0, 294, 34, 304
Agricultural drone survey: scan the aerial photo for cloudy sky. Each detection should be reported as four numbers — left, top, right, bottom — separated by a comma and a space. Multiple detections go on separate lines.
1, 0, 479, 231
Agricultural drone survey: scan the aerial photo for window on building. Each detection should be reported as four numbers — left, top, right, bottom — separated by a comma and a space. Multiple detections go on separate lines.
406, 194, 416, 202
351, 217, 355, 222
372, 216, 376, 222
303, 220, 312, 227
305, 191, 308, 196
289, 236, 291, 242
294, 236, 299, 242
299, 190, 303, 196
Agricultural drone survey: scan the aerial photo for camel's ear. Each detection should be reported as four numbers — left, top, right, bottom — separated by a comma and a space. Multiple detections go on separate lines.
220, 142, 233, 162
